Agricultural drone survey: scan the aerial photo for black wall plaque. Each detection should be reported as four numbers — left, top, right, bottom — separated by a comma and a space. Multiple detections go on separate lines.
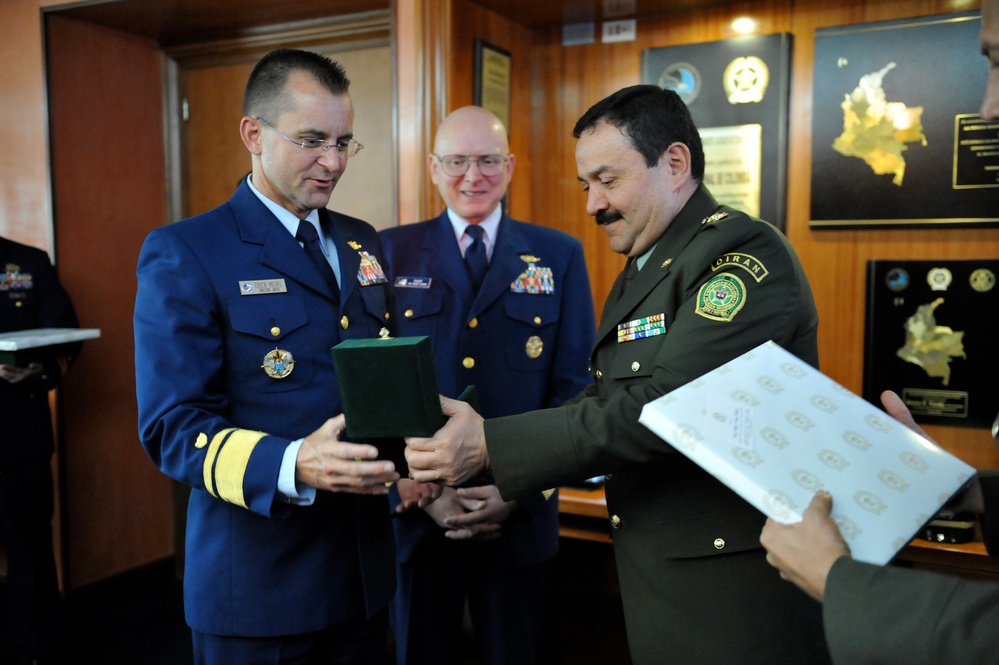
642, 33, 791, 231
811, 12, 997, 228
864, 259, 999, 429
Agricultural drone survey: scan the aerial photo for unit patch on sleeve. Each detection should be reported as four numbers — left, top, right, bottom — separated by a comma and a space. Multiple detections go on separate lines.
356, 251, 389, 285
617, 313, 666, 342
695, 273, 746, 322
710, 253, 769, 282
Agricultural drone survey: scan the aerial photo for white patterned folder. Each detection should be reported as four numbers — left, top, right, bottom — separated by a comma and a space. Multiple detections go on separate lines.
638, 340, 975, 565
0, 328, 101, 350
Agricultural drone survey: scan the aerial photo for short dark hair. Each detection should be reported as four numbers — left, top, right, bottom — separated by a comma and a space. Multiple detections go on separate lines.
242, 48, 350, 119
573, 84, 705, 180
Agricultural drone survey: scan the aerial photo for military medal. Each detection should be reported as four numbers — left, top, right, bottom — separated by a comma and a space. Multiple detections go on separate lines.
510, 256, 555, 295
356, 251, 389, 285
970, 268, 996, 293
1, 264, 32, 292
927, 267, 952, 291
525, 335, 543, 358
262, 348, 295, 379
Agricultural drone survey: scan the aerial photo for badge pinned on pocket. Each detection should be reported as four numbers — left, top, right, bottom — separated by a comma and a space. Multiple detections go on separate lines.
262, 348, 295, 379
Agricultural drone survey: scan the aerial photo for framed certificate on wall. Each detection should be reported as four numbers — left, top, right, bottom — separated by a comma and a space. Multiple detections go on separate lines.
474, 39, 511, 132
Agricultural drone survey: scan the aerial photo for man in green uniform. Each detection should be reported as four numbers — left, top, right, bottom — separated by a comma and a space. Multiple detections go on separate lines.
405, 85, 829, 664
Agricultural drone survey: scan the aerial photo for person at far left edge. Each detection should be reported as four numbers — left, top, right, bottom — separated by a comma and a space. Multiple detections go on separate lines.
133, 48, 418, 665
1, 236, 80, 665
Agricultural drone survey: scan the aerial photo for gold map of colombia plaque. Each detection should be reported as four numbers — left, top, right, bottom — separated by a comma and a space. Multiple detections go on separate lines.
810, 13, 997, 228
864, 259, 998, 428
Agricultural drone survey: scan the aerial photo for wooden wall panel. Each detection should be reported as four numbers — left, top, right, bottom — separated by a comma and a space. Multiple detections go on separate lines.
0, 0, 66, 251
528, 0, 999, 470
445, 1, 537, 222
46, 15, 174, 590
395, 0, 453, 223
395, 0, 537, 223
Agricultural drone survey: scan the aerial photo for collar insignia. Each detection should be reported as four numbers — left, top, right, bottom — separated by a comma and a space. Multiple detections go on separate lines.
701, 211, 729, 224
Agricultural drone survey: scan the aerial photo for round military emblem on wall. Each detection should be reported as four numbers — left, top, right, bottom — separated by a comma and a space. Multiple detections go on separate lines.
658, 62, 701, 104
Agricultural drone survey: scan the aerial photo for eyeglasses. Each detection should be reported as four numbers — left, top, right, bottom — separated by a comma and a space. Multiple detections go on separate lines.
434, 154, 508, 177
255, 117, 363, 158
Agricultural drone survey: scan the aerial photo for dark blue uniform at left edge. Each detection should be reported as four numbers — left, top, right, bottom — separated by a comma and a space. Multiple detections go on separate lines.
133, 180, 395, 639
1, 235, 80, 663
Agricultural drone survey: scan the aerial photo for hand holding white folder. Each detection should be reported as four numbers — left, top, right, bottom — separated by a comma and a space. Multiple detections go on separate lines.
639, 341, 975, 565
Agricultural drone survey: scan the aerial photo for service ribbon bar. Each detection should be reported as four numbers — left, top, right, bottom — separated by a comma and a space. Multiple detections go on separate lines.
617, 313, 666, 343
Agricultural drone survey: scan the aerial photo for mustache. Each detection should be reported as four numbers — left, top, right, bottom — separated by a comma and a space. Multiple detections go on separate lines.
595, 209, 623, 226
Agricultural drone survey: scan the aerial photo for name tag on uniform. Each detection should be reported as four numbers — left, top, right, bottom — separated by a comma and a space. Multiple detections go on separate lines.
617, 313, 666, 342
394, 276, 432, 288
239, 279, 288, 295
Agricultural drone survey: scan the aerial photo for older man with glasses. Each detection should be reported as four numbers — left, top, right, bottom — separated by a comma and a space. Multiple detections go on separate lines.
379, 105, 595, 665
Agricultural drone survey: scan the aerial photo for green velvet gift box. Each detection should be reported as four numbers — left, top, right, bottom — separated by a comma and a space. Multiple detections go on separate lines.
331, 335, 445, 439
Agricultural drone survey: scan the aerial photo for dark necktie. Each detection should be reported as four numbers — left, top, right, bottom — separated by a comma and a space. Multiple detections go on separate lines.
296, 220, 339, 304
464, 224, 488, 291
612, 258, 638, 304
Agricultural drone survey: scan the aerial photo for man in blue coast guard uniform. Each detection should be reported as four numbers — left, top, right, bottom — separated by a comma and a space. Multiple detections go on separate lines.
379, 106, 595, 664
134, 49, 406, 664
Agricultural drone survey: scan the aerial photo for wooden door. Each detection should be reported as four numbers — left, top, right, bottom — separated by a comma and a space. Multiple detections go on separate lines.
180, 45, 393, 226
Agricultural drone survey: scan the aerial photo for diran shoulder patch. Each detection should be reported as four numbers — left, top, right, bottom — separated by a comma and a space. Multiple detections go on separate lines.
695, 272, 746, 322
710, 253, 769, 283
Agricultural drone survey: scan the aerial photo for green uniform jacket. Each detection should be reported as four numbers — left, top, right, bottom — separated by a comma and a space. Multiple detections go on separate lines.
825, 556, 999, 664
486, 185, 829, 664
824, 470, 999, 664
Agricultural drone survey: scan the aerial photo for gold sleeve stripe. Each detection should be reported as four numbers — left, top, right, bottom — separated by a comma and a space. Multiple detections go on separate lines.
212, 428, 267, 509
203, 428, 237, 499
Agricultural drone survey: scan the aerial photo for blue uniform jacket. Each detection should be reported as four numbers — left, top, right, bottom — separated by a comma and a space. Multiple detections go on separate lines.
1, 236, 80, 466
379, 212, 595, 565
134, 181, 395, 637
